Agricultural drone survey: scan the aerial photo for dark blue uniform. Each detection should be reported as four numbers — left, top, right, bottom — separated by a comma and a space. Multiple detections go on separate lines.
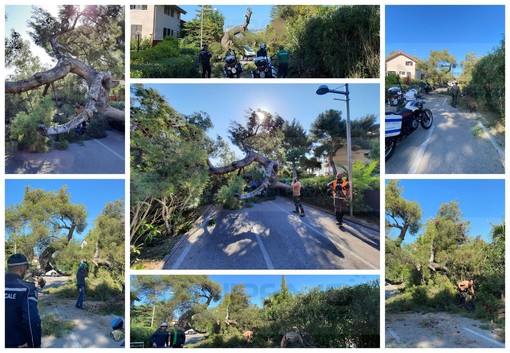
5, 272, 42, 348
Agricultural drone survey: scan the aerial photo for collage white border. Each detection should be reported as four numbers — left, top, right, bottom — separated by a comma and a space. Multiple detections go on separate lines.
1, 0, 508, 351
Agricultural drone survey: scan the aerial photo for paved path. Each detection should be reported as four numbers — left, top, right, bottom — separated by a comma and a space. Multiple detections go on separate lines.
386, 94, 504, 174
6, 130, 125, 174
165, 197, 380, 270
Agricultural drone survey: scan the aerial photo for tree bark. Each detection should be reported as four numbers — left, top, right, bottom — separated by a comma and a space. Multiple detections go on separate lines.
220, 8, 252, 48
208, 147, 289, 200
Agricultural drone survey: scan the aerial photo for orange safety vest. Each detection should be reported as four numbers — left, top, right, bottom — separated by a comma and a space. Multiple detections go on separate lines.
332, 180, 349, 198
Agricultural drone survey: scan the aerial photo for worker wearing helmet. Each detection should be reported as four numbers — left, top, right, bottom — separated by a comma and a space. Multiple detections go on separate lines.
151, 322, 170, 348
75, 262, 88, 309
257, 42, 268, 57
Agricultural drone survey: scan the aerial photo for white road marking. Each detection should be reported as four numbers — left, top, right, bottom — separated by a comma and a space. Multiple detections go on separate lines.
387, 328, 400, 343
442, 97, 448, 106
476, 121, 505, 168
408, 125, 435, 174
462, 327, 505, 348
252, 225, 275, 269
92, 139, 125, 160
52, 308, 83, 348
270, 201, 377, 269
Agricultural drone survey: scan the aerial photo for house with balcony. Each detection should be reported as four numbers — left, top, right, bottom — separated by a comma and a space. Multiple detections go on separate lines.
385, 51, 423, 80
130, 5, 187, 46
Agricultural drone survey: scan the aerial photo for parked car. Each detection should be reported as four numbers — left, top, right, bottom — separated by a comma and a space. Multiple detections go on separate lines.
243, 45, 256, 60
45, 269, 60, 277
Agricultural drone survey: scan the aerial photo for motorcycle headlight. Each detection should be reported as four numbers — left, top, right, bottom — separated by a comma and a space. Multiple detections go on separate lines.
260, 72, 265, 78
232, 68, 237, 73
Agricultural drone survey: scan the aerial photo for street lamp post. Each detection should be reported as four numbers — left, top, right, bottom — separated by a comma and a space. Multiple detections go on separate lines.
316, 84, 353, 217
200, 5, 204, 48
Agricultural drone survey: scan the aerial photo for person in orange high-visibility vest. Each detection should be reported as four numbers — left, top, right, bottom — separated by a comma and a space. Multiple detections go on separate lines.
327, 173, 349, 226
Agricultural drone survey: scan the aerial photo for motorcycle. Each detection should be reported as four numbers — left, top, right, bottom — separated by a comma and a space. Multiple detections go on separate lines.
385, 89, 433, 161
110, 317, 125, 347
251, 56, 277, 78
223, 53, 243, 78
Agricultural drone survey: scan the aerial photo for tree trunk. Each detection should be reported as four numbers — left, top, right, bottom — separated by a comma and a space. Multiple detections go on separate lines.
395, 223, 409, 247
221, 8, 252, 48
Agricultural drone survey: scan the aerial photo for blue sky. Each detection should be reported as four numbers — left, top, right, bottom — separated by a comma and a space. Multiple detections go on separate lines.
386, 5, 505, 77
385, 179, 504, 245
5, 179, 125, 244
179, 5, 273, 32
141, 83, 380, 158
132, 275, 379, 308
5, 5, 60, 72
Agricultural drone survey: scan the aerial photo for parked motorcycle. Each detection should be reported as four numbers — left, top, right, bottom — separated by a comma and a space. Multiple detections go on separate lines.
223, 53, 243, 78
251, 56, 277, 78
385, 93, 433, 161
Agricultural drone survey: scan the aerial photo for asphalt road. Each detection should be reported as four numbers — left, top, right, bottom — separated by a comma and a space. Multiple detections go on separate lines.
165, 197, 380, 270
6, 130, 125, 174
386, 94, 504, 174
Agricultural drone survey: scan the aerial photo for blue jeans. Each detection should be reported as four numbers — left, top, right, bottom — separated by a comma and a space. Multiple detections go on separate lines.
76, 285, 85, 308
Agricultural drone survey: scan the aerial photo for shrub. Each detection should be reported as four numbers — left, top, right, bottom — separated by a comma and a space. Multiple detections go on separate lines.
9, 96, 55, 152
55, 139, 69, 150
131, 36, 180, 62
217, 177, 245, 210
130, 55, 199, 78
130, 325, 154, 347
86, 115, 108, 138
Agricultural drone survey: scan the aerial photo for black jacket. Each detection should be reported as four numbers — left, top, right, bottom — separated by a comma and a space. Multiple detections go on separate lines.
5, 273, 42, 348
170, 329, 186, 347
76, 268, 86, 287
150, 328, 169, 347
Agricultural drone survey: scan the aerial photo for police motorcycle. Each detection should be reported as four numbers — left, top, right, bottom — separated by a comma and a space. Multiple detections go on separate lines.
251, 56, 277, 78
223, 51, 243, 78
385, 81, 433, 161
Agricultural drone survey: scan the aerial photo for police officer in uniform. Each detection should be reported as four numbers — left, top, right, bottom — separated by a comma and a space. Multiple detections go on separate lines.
5, 253, 42, 348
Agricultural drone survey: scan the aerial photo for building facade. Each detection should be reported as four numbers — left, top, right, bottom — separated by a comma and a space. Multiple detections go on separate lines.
130, 5, 187, 44
385, 51, 423, 80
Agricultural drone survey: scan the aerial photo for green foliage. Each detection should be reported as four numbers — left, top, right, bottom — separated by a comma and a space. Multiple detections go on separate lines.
130, 37, 152, 51
131, 54, 198, 78
182, 6, 225, 48
130, 325, 154, 347
130, 84, 211, 257
9, 96, 55, 152
217, 177, 245, 210
54, 139, 69, 150
131, 36, 180, 62
281, 5, 379, 78
85, 114, 108, 138
466, 40, 505, 121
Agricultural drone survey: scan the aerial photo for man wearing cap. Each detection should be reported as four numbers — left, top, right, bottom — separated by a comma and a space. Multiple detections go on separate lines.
199, 44, 212, 78
150, 322, 170, 348
75, 262, 88, 309
327, 173, 350, 226
5, 253, 42, 348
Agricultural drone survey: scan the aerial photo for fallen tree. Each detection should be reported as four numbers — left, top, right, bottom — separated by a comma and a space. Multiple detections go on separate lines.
5, 5, 124, 135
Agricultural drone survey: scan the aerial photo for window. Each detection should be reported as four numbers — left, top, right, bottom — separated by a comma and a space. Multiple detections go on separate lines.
130, 5, 147, 10
131, 24, 142, 39
405, 61, 413, 66
398, 71, 406, 76
387, 71, 396, 75
163, 28, 172, 38
171, 8, 175, 17
164, 6, 171, 15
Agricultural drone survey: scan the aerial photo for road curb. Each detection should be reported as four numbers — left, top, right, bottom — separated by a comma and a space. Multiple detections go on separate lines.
161, 205, 220, 269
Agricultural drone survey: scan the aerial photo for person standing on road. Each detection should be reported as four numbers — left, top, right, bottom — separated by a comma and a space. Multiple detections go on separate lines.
75, 262, 88, 309
457, 279, 475, 302
280, 326, 304, 348
150, 322, 169, 348
291, 176, 305, 217
199, 44, 212, 78
5, 253, 42, 348
276, 45, 290, 78
327, 173, 350, 226
169, 323, 186, 348
451, 82, 460, 108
